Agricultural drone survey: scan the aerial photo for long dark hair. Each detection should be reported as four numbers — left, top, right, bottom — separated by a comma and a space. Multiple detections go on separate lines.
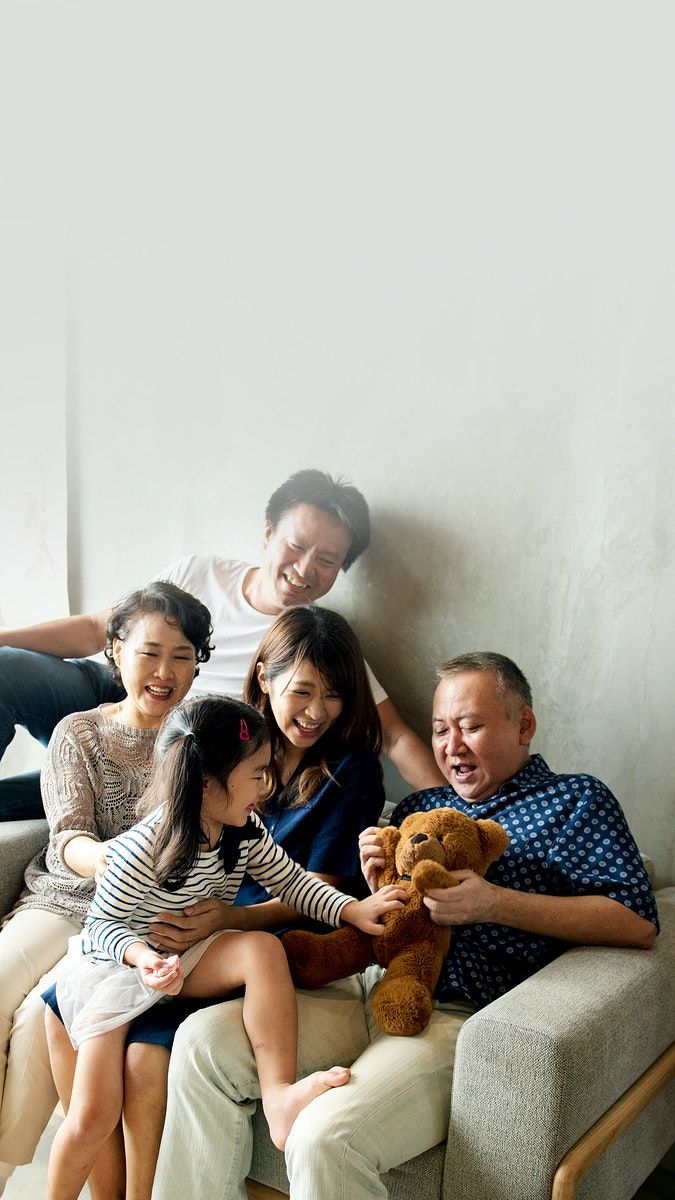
138, 695, 270, 887
244, 606, 381, 807
104, 581, 213, 684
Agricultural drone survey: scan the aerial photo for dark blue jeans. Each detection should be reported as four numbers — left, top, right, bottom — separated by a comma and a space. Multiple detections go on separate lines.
0, 648, 124, 819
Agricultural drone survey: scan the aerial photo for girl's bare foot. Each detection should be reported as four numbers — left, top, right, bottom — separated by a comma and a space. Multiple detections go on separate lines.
264, 1066, 351, 1150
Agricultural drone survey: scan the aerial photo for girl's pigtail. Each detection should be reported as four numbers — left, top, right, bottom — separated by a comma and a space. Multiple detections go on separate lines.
151, 730, 205, 889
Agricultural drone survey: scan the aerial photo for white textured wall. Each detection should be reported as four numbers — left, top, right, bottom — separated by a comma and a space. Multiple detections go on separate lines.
8, 4, 674, 882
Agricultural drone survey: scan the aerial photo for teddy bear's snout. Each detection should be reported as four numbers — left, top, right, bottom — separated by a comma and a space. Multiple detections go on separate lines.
397, 831, 447, 875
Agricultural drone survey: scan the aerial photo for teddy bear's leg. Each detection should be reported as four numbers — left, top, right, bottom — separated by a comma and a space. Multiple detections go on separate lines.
370, 940, 449, 1038
281, 926, 374, 989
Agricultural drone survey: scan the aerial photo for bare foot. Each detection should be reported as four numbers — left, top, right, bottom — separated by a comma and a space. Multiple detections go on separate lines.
264, 1066, 351, 1150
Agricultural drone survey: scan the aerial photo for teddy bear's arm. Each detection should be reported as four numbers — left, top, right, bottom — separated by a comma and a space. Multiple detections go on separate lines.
411, 859, 459, 894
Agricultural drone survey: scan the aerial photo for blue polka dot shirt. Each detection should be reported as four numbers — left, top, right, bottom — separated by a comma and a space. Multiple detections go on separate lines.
392, 755, 659, 1010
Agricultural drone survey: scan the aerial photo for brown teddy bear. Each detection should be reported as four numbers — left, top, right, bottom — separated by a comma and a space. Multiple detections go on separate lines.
282, 807, 509, 1037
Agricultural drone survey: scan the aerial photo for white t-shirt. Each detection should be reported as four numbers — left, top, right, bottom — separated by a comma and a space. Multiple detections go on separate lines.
158, 556, 386, 705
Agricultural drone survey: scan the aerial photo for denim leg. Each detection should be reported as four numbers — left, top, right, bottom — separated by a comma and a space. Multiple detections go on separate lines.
0, 648, 123, 819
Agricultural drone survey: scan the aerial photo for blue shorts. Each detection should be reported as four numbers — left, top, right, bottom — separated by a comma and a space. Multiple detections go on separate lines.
41, 982, 238, 1050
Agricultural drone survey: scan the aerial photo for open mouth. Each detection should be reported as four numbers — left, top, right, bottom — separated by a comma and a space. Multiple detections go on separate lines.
452, 763, 476, 780
294, 718, 323, 738
146, 686, 173, 700
283, 572, 310, 592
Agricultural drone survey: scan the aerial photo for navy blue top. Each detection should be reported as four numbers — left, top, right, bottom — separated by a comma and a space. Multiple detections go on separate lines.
235, 749, 385, 908
393, 754, 659, 1010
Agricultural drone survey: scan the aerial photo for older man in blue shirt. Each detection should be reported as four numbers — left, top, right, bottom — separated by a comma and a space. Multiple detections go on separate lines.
152, 651, 657, 1200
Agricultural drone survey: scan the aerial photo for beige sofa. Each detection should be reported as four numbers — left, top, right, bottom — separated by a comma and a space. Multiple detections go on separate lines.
2, 819, 673, 1200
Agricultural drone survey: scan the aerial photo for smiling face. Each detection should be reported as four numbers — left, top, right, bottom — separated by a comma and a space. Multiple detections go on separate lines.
431, 671, 536, 803
257, 657, 344, 759
201, 743, 271, 837
255, 503, 353, 612
112, 612, 197, 729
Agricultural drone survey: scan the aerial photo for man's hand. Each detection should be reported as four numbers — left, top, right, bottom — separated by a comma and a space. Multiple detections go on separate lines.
358, 826, 385, 894
148, 898, 230, 952
423, 871, 500, 926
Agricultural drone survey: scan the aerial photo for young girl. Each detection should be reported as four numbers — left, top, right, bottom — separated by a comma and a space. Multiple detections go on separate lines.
0, 581, 212, 1197
45, 694, 406, 1200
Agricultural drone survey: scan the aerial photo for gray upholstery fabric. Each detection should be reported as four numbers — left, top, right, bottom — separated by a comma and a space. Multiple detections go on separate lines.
0, 819, 48, 920
445, 888, 675, 1200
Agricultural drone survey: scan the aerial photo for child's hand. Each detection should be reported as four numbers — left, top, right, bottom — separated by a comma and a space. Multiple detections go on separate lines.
341, 886, 409, 935
139, 951, 184, 995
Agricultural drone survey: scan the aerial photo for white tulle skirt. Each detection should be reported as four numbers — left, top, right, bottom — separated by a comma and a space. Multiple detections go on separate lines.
55, 931, 228, 1048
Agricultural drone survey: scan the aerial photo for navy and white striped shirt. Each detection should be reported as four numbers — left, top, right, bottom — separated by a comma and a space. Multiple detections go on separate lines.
393, 755, 659, 1010
83, 808, 353, 964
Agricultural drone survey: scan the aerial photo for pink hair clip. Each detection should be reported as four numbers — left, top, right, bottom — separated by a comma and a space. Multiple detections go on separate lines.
239, 719, 250, 742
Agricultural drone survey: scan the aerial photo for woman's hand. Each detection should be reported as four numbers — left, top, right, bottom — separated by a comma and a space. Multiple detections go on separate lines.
63, 833, 114, 881
341, 885, 409, 935
358, 826, 385, 894
138, 950, 184, 995
148, 898, 232, 952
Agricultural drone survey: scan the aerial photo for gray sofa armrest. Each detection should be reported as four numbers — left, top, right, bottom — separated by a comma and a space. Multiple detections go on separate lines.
0, 818, 49, 918
444, 887, 675, 1200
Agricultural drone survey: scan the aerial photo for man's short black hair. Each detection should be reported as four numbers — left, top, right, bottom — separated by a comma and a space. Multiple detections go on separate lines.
265, 469, 370, 571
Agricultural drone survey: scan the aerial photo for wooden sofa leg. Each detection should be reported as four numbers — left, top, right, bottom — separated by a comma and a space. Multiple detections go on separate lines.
551, 1042, 675, 1200
246, 1180, 287, 1199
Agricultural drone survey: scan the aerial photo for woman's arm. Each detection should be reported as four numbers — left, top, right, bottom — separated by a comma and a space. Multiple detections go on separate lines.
63, 836, 110, 880
148, 870, 348, 948
42, 718, 108, 875
0, 610, 109, 658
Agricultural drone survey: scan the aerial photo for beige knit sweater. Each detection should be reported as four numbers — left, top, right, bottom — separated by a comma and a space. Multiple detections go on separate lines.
10, 707, 157, 924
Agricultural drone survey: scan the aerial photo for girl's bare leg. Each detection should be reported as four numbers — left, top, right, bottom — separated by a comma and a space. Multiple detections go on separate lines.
45, 1009, 126, 1200
181, 932, 350, 1150
122, 1041, 170, 1200
46, 1018, 128, 1200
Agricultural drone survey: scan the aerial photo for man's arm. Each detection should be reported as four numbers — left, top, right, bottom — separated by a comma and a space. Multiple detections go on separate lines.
423, 870, 657, 949
376, 698, 445, 790
0, 611, 109, 658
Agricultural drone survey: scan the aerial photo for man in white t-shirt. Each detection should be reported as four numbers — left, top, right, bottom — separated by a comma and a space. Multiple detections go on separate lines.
0, 469, 443, 819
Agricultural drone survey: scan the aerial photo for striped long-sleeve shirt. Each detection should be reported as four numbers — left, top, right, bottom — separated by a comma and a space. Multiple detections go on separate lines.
83, 807, 354, 964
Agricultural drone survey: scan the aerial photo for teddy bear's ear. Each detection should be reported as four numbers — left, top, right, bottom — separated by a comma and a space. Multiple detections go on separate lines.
378, 826, 402, 886
475, 819, 509, 867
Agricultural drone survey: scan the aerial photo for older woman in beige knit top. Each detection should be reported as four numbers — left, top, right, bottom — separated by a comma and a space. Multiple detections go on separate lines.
0, 581, 212, 1198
